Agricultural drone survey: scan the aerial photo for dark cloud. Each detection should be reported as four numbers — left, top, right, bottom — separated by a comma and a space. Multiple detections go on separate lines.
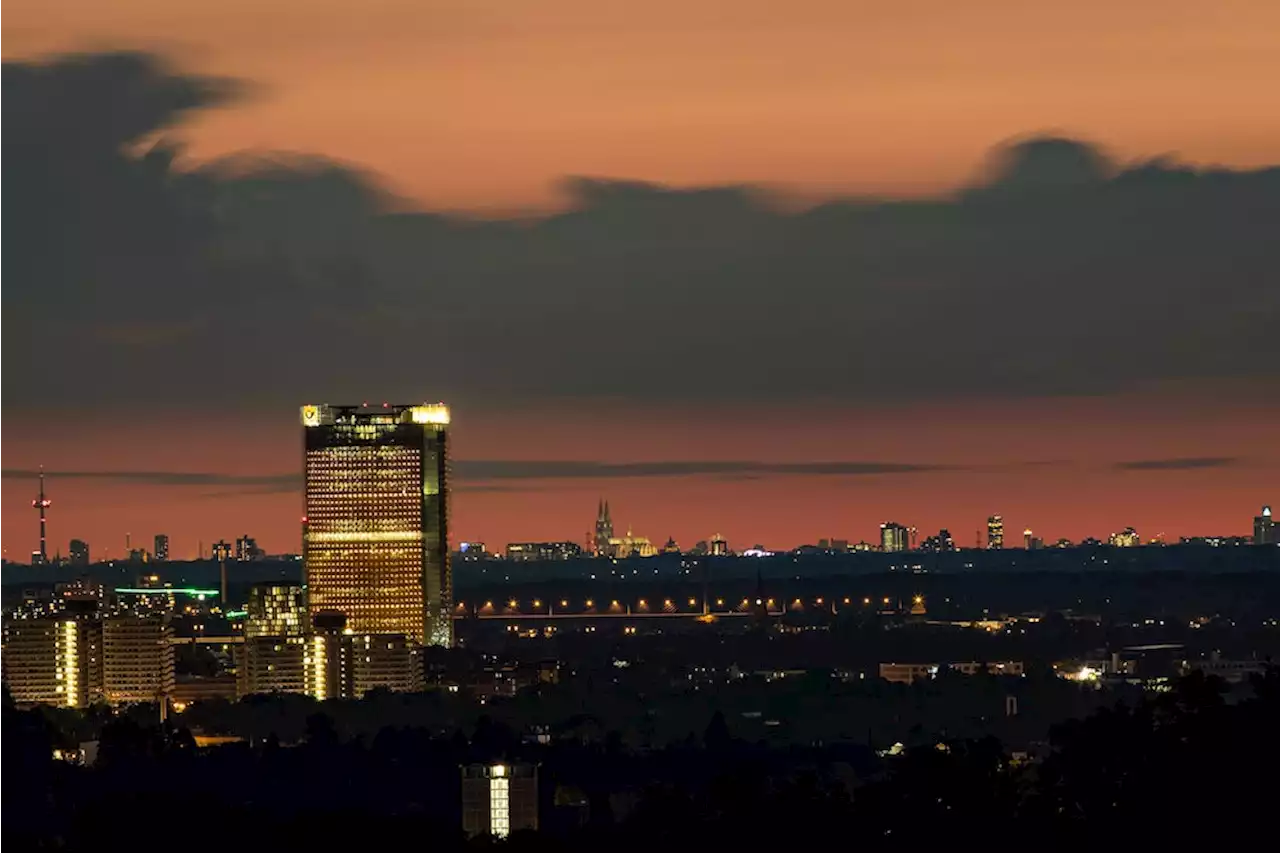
4, 52, 1278, 412
2, 469, 296, 487
38, 457, 1234, 488
2, 460, 954, 489
460, 460, 956, 479
189, 482, 535, 499
1114, 457, 1239, 471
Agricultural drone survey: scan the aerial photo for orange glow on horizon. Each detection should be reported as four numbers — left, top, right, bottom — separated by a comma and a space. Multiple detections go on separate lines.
2, 394, 1278, 560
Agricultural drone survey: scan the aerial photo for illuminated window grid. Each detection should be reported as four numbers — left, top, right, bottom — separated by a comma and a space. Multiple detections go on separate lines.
489, 776, 511, 838
304, 445, 428, 643
56, 620, 80, 707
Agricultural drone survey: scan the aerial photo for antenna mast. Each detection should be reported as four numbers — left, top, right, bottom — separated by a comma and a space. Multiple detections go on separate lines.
32, 467, 52, 565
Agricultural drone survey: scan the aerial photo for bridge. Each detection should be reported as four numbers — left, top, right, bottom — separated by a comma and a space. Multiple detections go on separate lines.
453, 593, 909, 620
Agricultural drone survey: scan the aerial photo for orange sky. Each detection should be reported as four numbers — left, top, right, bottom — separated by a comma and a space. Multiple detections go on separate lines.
3, 2, 1279, 559
5, 0, 1280, 210
4, 393, 1278, 560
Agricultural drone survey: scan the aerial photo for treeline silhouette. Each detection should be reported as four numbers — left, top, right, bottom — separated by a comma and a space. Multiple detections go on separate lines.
4, 669, 1276, 851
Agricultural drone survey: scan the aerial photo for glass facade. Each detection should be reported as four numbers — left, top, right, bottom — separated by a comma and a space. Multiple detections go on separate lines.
302, 404, 452, 647
245, 583, 306, 639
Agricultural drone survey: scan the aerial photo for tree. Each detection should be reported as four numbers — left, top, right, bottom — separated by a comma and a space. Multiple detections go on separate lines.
703, 711, 730, 751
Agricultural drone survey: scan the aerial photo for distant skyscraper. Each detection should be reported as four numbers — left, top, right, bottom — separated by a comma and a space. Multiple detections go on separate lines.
302, 402, 452, 647
709, 534, 729, 556
987, 515, 1005, 550
920, 529, 955, 552
211, 541, 233, 562
69, 539, 90, 567
880, 522, 909, 553
1255, 505, 1275, 545
594, 500, 614, 556
153, 534, 170, 562
235, 535, 262, 561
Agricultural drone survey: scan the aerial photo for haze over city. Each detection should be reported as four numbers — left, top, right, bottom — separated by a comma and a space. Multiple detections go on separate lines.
3, 0, 1279, 556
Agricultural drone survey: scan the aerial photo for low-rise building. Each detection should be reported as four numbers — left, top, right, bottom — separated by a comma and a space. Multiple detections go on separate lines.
879, 660, 1025, 684
303, 618, 422, 700
505, 542, 583, 561
238, 637, 307, 697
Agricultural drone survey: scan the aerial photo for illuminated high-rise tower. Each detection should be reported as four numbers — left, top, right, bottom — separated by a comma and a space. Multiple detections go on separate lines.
301, 403, 452, 647
880, 522, 909, 553
987, 515, 1005, 550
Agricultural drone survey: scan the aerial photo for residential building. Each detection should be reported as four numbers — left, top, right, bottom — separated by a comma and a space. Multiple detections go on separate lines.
2, 617, 101, 708
100, 616, 174, 706
238, 636, 307, 697
303, 612, 422, 699
462, 763, 539, 839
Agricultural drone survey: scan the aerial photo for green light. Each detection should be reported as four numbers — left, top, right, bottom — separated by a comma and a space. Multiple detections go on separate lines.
114, 588, 220, 596
225, 610, 248, 619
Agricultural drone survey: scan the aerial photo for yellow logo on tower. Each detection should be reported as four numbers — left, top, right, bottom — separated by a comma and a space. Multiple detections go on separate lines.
301, 405, 322, 427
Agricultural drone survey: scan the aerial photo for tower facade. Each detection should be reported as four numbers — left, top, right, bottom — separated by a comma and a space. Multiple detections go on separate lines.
302, 403, 452, 646
594, 499, 614, 556
987, 515, 1005, 550
880, 522, 909, 553
1254, 505, 1275, 545
245, 582, 307, 639
100, 616, 174, 706
32, 468, 51, 565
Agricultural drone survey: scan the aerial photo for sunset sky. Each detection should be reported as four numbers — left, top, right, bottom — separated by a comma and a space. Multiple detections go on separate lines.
3, 1, 1278, 559
7, 0, 1280, 210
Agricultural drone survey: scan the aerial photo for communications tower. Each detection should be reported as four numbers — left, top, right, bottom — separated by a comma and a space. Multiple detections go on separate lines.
31, 468, 51, 565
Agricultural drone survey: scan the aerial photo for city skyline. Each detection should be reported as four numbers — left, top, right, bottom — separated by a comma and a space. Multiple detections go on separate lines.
5, 397, 1279, 559
6, 5, 1280, 848
4, 21, 1279, 564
